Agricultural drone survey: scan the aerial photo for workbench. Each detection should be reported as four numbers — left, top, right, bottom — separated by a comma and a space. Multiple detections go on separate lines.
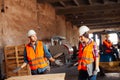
5, 73, 65, 80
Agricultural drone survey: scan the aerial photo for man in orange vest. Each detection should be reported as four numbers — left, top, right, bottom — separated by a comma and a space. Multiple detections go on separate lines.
13, 30, 63, 75
103, 34, 119, 60
78, 26, 99, 80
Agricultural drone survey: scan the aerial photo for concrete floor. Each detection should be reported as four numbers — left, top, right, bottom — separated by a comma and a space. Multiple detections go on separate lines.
49, 65, 120, 80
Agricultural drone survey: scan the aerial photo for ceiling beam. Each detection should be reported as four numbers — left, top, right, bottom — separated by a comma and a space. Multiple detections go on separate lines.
72, 18, 120, 26
89, 25, 120, 29
103, 0, 109, 4
73, 0, 80, 6
56, 4, 120, 14
59, 1, 66, 7
72, 18, 120, 24
104, 0, 118, 4
118, 0, 120, 3
68, 17, 120, 23
66, 16, 120, 21
88, 0, 93, 5
76, 23, 120, 29
66, 12, 120, 21
102, 0, 105, 4
37, 0, 71, 3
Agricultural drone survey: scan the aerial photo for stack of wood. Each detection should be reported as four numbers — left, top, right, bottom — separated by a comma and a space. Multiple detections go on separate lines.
4, 44, 31, 78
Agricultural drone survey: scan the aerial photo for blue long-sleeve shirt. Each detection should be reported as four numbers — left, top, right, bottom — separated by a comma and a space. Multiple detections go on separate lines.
24, 42, 52, 72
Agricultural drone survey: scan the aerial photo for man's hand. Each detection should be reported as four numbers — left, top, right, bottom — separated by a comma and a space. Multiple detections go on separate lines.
46, 66, 50, 72
55, 59, 63, 66
93, 68, 100, 75
13, 67, 21, 73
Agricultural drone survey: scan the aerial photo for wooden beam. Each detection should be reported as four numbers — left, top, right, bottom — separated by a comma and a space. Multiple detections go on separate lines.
69, 17, 120, 23
118, 0, 120, 3
66, 15, 120, 21
76, 23, 120, 29
89, 25, 120, 29
37, 0, 70, 3
56, 4, 120, 14
88, 0, 93, 5
73, 0, 80, 6
72, 16, 120, 24
59, 1, 66, 7
66, 11, 120, 21
103, 0, 117, 4
72, 18, 120, 26
103, 0, 109, 4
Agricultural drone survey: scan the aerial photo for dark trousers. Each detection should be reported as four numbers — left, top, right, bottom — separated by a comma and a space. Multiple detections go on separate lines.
112, 48, 119, 59
78, 70, 97, 80
31, 69, 47, 75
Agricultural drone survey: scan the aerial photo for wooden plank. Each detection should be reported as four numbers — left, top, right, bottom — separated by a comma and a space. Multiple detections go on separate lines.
4, 49, 15, 55
88, 0, 93, 5
72, 19, 120, 26
6, 73, 65, 80
59, 1, 66, 7
38, 0, 70, 3
68, 11, 120, 18
73, 0, 80, 6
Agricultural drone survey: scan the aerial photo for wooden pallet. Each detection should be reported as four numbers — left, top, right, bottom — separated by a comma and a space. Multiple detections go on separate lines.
4, 44, 31, 78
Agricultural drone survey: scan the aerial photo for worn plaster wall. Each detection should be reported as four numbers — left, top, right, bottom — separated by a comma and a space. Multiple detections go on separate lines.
66, 22, 79, 47
0, 0, 38, 46
37, 3, 67, 40
0, 0, 78, 46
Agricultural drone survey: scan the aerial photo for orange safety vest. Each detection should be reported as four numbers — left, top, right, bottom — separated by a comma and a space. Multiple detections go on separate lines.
103, 40, 112, 53
26, 41, 48, 70
78, 41, 95, 70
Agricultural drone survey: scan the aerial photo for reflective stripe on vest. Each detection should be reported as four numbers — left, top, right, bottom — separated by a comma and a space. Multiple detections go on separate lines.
78, 41, 94, 70
79, 57, 94, 62
26, 41, 48, 70
28, 56, 43, 62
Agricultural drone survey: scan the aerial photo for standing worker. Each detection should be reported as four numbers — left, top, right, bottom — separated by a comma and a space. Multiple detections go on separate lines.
13, 29, 63, 75
77, 26, 99, 80
103, 34, 119, 60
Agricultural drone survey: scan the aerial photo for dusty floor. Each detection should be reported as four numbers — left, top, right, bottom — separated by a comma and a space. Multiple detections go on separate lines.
49, 65, 120, 80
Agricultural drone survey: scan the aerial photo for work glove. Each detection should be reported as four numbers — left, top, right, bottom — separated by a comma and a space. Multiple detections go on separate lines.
93, 68, 100, 75
13, 67, 21, 73
55, 59, 63, 66
46, 66, 50, 72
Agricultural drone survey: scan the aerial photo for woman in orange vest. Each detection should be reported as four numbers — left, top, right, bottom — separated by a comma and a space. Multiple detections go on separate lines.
13, 30, 63, 75
78, 26, 99, 80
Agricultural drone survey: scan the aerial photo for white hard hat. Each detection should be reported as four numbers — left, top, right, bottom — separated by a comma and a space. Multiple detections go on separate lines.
27, 29, 36, 37
79, 25, 90, 36
79, 26, 90, 36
